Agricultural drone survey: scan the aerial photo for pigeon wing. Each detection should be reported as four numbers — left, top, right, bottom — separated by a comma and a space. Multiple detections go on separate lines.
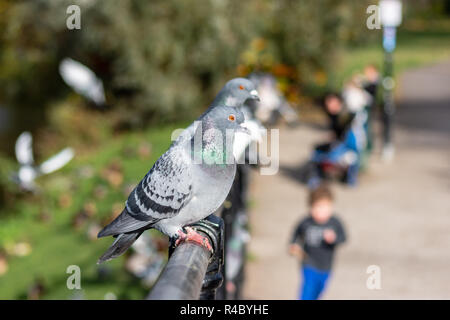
126, 148, 193, 222
98, 146, 194, 237
39, 148, 74, 174
59, 58, 106, 105
15, 132, 34, 165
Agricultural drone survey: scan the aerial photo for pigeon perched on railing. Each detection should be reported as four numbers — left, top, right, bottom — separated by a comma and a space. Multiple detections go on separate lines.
12, 132, 74, 191
97, 105, 253, 263
59, 58, 107, 109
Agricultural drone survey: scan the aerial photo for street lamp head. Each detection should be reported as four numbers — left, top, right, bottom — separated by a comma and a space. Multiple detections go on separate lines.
379, 0, 402, 28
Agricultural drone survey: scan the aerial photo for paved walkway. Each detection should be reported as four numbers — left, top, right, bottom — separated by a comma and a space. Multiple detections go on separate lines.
243, 61, 450, 299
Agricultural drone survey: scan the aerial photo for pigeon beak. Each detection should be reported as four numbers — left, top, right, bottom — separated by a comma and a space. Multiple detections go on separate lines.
250, 89, 260, 101
238, 122, 251, 135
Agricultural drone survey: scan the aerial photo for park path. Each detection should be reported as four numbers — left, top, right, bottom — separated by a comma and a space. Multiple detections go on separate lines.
243, 60, 450, 299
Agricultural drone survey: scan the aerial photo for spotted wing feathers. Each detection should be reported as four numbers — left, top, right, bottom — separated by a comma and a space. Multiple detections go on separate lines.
98, 146, 193, 237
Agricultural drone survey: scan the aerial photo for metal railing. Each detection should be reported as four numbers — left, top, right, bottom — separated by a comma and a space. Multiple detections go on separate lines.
147, 214, 224, 300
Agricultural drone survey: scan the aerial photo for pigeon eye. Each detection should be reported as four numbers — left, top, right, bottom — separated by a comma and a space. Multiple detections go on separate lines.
239, 85, 245, 90
228, 114, 236, 122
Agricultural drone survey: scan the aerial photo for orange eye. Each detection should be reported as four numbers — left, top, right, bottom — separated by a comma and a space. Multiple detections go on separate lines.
239, 85, 245, 90
228, 114, 236, 121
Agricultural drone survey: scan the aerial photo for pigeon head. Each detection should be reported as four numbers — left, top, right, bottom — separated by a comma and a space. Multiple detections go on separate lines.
201, 105, 248, 136
212, 78, 260, 108
193, 105, 248, 165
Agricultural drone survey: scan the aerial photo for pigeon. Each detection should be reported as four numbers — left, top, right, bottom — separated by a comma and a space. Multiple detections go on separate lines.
59, 58, 107, 108
97, 105, 250, 263
176, 78, 260, 144
211, 77, 260, 108
12, 132, 74, 191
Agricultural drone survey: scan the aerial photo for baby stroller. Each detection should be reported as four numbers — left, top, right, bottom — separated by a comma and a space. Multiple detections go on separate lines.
308, 119, 365, 188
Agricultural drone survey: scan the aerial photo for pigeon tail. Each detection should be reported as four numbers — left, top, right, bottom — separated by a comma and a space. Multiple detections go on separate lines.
97, 208, 151, 238
97, 231, 143, 264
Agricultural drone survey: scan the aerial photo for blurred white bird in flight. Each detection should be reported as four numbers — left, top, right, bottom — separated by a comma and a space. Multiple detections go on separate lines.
13, 131, 74, 191
59, 58, 106, 107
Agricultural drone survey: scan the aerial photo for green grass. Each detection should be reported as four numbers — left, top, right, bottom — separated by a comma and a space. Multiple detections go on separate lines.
0, 122, 187, 299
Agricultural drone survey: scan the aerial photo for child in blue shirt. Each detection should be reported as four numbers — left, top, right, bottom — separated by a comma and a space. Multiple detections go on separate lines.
289, 185, 347, 300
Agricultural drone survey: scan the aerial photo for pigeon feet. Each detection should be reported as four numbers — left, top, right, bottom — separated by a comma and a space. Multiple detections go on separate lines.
175, 227, 213, 252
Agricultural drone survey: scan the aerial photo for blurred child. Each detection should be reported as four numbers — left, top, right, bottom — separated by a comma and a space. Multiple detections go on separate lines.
342, 75, 372, 171
308, 92, 363, 187
322, 93, 353, 141
289, 185, 346, 300
363, 64, 380, 99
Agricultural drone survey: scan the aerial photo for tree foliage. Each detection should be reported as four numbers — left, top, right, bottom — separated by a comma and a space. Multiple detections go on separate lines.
0, 0, 375, 127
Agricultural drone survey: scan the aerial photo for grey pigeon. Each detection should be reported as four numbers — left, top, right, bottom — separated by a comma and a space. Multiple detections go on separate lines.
211, 77, 259, 107
97, 105, 249, 263
176, 78, 260, 144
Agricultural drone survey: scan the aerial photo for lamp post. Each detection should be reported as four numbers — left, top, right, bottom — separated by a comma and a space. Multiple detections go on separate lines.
379, 0, 402, 161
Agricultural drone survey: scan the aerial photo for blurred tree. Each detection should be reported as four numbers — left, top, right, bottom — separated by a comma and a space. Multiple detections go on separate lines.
0, 0, 376, 129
